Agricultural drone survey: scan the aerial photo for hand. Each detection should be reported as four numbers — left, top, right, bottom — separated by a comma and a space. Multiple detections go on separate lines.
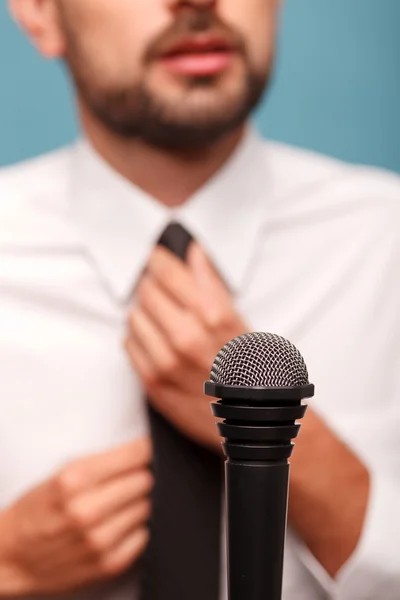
0, 438, 153, 596
126, 243, 248, 451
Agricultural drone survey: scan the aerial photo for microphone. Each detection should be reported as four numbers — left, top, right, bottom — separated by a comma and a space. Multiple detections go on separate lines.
205, 332, 315, 600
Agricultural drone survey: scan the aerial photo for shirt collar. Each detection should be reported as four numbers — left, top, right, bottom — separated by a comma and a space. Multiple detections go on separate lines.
69, 126, 270, 302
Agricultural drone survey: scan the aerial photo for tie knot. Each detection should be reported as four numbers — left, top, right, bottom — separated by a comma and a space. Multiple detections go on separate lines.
158, 222, 193, 261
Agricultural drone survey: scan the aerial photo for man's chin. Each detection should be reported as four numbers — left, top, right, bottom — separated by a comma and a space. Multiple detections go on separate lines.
82, 65, 268, 149
109, 101, 248, 150
135, 99, 250, 149
143, 74, 251, 127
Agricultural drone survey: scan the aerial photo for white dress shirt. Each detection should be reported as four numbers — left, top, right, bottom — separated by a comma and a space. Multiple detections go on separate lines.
1, 127, 400, 600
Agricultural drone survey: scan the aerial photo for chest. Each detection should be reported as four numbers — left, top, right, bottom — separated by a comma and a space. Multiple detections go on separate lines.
0, 261, 148, 505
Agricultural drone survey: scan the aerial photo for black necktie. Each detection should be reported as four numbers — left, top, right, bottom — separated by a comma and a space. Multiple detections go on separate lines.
140, 223, 224, 600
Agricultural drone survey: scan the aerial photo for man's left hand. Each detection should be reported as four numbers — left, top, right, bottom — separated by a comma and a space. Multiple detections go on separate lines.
125, 243, 247, 452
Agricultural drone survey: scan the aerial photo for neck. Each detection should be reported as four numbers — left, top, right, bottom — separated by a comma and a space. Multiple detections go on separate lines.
80, 105, 246, 208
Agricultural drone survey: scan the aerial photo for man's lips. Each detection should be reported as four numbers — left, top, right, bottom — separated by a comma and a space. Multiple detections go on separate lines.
158, 36, 236, 77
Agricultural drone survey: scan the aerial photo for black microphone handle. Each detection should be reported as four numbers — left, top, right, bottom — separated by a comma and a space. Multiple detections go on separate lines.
226, 457, 289, 600
206, 382, 313, 600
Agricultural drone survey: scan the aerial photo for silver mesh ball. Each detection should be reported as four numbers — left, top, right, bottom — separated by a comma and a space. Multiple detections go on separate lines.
210, 332, 309, 388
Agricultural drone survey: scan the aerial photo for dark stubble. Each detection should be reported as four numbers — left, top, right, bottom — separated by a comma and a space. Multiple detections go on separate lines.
60, 7, 271, 150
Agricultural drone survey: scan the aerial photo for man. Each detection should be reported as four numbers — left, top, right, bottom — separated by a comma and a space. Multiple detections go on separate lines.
0, 0, 399, 598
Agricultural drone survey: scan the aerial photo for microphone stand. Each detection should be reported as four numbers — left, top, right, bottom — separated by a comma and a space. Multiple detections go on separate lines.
205, 383, 314, 600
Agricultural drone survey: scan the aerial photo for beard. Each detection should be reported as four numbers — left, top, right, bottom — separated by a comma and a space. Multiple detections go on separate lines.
61, 8, 271, 150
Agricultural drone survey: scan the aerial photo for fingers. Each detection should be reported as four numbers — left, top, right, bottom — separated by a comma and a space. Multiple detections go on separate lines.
129, 309, 180, 382
127, 243, 247, 392
2, 446, 153, 596
127, 309, 202, 387
98, 527, 150, 578
87, 500, 151, 554
58, 438, 152, 495
187, 243, 239, 330
126, 337, 157, 389
138, 273, 189, 336
67, 470, 154, 528
137, 275, 216, 369
49, 527, 150, 590
147, 246, 204, 313
147, 244, 241, 333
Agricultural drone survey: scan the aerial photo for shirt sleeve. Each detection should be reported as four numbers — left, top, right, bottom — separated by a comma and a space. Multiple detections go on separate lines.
294, 467, 400, 599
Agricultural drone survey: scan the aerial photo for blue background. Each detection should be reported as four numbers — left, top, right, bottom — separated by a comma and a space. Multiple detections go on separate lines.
1, 0, 399, 172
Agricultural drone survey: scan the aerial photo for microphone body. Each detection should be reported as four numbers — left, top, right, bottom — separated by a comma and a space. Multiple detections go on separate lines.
205, 333, 315, 600
226, 454, 289, 599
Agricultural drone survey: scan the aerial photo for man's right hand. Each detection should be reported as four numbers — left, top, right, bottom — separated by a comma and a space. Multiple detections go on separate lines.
0, 437, 153, 597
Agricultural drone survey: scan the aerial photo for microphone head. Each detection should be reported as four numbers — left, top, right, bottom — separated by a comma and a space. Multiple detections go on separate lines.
210, 332, 309, 388
206, 333, 313, 460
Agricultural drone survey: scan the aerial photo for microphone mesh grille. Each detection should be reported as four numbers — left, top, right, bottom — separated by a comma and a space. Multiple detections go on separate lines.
210, 332, 309, 388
